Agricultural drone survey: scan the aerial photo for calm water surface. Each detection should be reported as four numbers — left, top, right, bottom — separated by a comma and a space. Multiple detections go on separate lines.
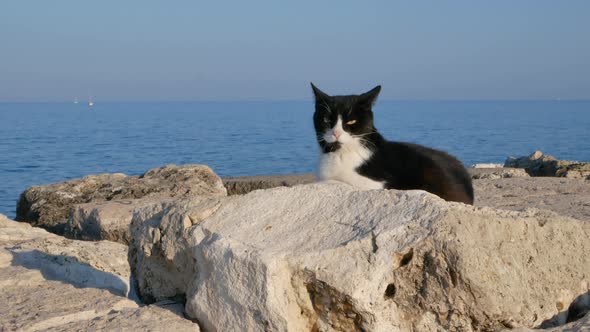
1, 100, 589, 218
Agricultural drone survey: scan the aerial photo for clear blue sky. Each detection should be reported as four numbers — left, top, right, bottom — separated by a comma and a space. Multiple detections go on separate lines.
1, 1, 589, 101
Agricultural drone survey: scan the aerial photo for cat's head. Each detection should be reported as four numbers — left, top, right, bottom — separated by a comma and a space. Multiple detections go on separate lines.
311, 83, 381, 152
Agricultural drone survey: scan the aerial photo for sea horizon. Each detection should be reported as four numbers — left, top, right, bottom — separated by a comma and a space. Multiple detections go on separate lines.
2, 98, 590, 104
1, 99, 589, 218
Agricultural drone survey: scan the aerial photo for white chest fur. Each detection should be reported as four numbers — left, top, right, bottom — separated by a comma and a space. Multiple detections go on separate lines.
317, 139, 384, 190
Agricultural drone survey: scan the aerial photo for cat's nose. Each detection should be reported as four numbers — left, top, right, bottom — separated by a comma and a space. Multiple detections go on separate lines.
333, 131, 342, 139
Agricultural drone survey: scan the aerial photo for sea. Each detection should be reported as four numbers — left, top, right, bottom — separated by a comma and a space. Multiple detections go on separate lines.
1, 100, 589, 219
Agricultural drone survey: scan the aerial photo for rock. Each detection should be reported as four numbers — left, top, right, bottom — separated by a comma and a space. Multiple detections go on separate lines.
66, 172, 319, 244
0, 281, 199, 332
504, 151, 590, 178
0, 214, 131, 297
65, 197, 175, 244
66, 168, 580, 244
471, 163, 504, 168
0, 275, 138, 332
129, 182, 590, 331
129, 197, 223, 303
506, 312, 590, 331
64, 173, 315, 244
222, 169, 535, 197
38, 302, 200, 332
220, 168, 537, 197
474, 177, 590, 221
0, 214, 199, 331
66, 199, 137, 244
504, 150, 562, 176
16, 164, 227, 234
223, 173, 315, 195
555, 162, 590, 179
469, 167, 530, 180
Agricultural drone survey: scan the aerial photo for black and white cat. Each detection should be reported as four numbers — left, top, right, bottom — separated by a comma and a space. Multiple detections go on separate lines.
311, 83, 474, 205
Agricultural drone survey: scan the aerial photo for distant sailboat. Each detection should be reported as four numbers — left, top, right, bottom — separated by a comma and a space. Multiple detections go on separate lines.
88, 96, 94, 107
74, 97, 79, 104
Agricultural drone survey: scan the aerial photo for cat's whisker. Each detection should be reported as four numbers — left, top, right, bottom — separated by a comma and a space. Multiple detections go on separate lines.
316, 136, 328, 143
359, 138, 377, 150
352, 131, 377, 138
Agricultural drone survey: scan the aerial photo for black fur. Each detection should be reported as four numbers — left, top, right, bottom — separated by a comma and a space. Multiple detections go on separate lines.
311, 83, 474, 205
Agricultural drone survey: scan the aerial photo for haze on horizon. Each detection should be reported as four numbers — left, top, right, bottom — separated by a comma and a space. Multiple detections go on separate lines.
1, 1, 589, 102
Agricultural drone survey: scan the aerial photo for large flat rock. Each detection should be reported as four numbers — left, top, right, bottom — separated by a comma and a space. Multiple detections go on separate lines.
474, 177, 590, 221
18, 165, 529, 243
66, 171, 587, 245
129, 182, 590, 331
0, 271, 199, 332
37, 302, 200, 332
0, 214, 131, 297
16, 164, 227, 234
0, 214, 199, 331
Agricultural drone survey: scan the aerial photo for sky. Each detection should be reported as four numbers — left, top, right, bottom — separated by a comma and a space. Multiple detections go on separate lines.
1, 1, 589, 101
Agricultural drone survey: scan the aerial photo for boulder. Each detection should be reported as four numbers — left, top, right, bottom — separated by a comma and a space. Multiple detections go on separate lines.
223, 169, 537, 196
66, 199, 137, 244
0, 214, 199, 331
129, 182, 590, 331
555, 162, 590, 180
221, 169, 534, 196
62, 173, 314, 244
65, 197, 175, 244
469, 167, 530, 180
504, 151, 590, 178
129, 197, 223, 303
65, 169, 580, 245
16, 164, 227, 234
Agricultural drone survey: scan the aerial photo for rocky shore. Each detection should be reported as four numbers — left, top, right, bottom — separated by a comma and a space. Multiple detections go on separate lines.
2, 151, 589, 331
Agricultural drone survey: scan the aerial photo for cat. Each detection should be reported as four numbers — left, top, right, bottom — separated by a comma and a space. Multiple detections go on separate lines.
311, 83, 474, 205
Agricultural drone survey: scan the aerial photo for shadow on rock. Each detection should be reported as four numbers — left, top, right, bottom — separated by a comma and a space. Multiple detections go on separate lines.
10, 249, 130, 297
538, 290, 590, 328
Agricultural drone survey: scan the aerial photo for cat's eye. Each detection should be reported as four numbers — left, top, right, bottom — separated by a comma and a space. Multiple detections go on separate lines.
346, 120, 357, 125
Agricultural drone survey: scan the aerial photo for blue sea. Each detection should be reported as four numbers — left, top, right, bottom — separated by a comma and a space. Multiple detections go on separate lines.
1, 100, 589, 218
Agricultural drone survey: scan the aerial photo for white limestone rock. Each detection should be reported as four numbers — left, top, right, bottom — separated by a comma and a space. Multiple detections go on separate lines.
0, 213, 131, 297
0, 214, 199, 331
66, 197, 175, 244
129, 197, 223, 303
473, 177, 590, 222
129, 182, 590, 331
17, 164, 227, 234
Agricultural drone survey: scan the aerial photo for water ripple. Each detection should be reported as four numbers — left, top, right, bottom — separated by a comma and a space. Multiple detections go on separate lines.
1, 100, 589, 218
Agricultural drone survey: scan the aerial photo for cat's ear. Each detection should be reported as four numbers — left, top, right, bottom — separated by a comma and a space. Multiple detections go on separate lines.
359, 85, 381, 106
310, 82, 330, 102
